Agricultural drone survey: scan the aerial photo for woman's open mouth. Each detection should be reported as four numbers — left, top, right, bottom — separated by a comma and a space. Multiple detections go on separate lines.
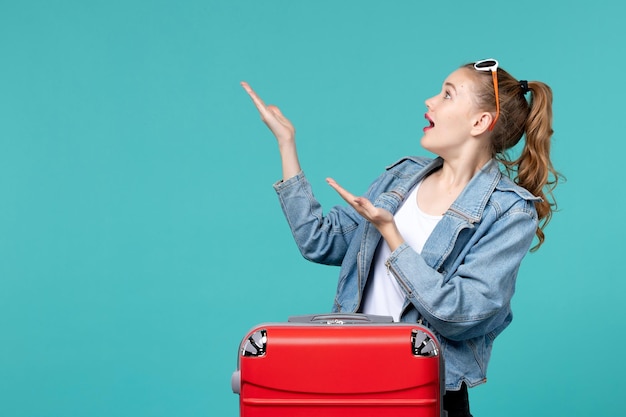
423, 114, 435, 132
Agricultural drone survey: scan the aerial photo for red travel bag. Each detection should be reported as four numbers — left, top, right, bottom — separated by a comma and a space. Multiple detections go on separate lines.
231, 313, 445, 417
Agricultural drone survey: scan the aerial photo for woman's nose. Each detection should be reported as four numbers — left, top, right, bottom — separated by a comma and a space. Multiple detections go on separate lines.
424, 96, 434, 110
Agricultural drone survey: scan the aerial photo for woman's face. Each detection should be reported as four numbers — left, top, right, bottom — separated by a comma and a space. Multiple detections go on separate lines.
421, 68, 485, 158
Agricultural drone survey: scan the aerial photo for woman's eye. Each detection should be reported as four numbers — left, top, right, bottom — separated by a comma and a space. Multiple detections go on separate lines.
443, 91, 451, 99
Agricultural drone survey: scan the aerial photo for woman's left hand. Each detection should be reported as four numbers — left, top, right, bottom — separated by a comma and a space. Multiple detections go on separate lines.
326, 178, 392, 226
326, 177, 405, 251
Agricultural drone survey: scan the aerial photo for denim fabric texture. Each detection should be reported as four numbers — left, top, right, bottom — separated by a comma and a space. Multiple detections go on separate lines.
274, 156, 540, 390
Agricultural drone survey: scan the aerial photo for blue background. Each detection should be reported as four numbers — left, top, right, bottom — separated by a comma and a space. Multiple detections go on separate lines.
1, 1, 623, 416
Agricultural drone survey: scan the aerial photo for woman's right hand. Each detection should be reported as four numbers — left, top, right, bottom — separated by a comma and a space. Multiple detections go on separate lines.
241, 81, 295, 146
241, 81, 302, 180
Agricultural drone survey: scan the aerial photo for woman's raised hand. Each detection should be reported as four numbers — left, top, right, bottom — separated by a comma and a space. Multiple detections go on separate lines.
241, 81, 301, 180
241, 81, 295, 146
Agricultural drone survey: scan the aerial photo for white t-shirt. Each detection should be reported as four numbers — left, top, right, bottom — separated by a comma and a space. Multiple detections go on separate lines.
361, 181, 442, 322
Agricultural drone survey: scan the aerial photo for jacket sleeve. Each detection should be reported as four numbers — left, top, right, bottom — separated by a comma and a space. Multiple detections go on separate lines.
387, 203, 538, 341
274, 171, 368, 266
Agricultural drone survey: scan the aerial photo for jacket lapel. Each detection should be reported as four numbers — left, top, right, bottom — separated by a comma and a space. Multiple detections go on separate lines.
420, 160, 501, 271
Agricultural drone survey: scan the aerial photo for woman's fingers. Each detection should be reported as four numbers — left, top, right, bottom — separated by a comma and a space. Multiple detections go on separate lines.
241, 82, 289, 124
241, 81, 275, 122
326, 178, 356, 203
327, 177, 371, 213
267, 105, 288, 122
327, 177, 392, 226
241, 81, 269, 120
241, 81, 266, 109
241, 81, 295, 140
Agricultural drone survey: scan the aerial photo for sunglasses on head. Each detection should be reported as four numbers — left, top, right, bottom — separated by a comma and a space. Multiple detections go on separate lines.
474, 58, 500, 131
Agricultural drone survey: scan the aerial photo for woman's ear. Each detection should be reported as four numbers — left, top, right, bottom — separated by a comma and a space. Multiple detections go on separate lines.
471, 112, 494, 136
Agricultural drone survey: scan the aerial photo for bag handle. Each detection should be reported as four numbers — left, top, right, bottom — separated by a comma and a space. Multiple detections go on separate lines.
287, 313, 394, 324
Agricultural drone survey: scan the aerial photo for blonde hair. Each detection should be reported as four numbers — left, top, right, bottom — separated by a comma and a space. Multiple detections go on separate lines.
463, 63, 563, 251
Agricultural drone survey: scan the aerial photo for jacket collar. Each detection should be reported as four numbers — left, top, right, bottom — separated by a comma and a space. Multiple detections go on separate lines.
447, 159, 501, 224
400, 157, 500, 224
390, 156, 539, 223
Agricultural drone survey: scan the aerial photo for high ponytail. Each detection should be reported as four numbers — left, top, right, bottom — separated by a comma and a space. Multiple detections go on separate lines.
464, 63, 563, 251
503, 81, 560, 251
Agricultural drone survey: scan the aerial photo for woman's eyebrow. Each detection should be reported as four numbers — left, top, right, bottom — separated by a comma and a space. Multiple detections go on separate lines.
444, 82, 457, 92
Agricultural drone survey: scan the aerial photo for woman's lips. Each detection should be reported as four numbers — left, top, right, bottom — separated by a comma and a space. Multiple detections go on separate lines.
423, 113, 435, 132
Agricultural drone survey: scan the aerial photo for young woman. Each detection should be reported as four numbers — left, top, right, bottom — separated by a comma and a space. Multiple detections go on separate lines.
241, 59, 559, 417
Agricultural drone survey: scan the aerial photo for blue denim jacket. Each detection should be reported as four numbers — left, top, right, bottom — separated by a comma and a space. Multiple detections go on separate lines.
273, 156, 540, 390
